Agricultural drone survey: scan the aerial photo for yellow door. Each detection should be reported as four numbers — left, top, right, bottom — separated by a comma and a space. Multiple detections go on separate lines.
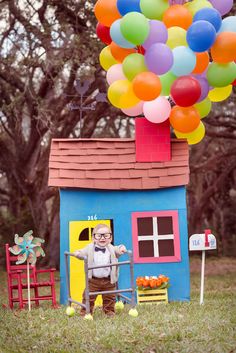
69, 219, 111, 305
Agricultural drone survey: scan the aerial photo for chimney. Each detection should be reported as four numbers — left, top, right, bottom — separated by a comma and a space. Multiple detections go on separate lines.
135, 117, 171, 162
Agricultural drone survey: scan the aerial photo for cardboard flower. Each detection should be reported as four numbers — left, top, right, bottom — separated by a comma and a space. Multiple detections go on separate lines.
136, 275, 170, 290
9, 230, 45, 265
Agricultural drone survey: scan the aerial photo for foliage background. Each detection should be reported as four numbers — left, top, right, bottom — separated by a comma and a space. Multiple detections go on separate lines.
0, 0, 236, 266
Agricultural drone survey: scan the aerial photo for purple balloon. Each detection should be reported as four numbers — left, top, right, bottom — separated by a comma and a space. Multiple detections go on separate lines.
143, 20, 168, 50
208, 0, 233, 16
194, 76, 210, 102
145, 43, 173, 75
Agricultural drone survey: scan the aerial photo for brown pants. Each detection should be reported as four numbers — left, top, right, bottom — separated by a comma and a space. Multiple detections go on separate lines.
80, 277, 116, 316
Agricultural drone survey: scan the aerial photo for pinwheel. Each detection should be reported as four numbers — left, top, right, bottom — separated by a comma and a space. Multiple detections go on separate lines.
9, 230, 45, 310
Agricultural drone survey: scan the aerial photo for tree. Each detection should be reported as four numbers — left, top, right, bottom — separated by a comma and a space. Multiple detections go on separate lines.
0, 1, 235, 266
0, 0, 115, 265
188, 89, 236, 256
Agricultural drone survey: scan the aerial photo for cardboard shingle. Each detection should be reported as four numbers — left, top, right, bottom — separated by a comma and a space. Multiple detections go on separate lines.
48, 138, 189, 190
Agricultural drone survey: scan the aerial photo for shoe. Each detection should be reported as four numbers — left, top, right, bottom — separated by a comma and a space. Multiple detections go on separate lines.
105, 311, 115, 317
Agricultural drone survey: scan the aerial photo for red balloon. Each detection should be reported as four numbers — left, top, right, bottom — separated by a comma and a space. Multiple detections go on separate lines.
232, 79, 236, 86
170, 76, 201, 107
136, 46, 146, 55
96, 23, 112, 45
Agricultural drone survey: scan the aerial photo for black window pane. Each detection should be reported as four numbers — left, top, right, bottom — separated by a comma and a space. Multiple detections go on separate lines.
157, 217, 173, 235
137, 217, 153, 236
139, 241, 154, 257
79, 228, 89, 241
159, 240, 174, 256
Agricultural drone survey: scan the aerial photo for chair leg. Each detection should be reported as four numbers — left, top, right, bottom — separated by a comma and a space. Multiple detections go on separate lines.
51, 285, 57, 307
50, 272, 57, 307
34, 286, 40, 306
17, 273, 24, 309
9, 288, 13, 309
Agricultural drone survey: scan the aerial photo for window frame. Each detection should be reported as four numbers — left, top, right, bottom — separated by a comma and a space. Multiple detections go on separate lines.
132, 210, 181, 263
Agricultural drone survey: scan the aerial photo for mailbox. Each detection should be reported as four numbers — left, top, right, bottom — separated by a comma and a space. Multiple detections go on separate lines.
189, 231, 217, 251
189, 229, 217, 305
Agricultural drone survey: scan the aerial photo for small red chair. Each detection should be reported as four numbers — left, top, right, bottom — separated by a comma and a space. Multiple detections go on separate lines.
5, 244, 57, 309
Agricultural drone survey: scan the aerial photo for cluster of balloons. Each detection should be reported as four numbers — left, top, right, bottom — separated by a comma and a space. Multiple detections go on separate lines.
94, 0, 236, 145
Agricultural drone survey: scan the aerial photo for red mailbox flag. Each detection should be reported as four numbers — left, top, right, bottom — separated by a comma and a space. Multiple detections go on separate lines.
204, 229, 211, 247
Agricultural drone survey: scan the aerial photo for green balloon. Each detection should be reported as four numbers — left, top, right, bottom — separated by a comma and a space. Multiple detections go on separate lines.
159, 72, 177, 96
122, 53, 148, 81
140, 0, 169, 20
207, 62, 236, 88
194, 98, 212, 118
120, 12, 149, 45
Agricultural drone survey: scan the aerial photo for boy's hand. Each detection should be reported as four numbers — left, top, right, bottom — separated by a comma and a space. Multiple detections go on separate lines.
73, 251, 82, 258
119, 245, 127, 254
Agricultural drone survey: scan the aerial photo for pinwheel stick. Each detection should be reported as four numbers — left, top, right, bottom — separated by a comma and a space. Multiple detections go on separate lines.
27, 260, 31, 311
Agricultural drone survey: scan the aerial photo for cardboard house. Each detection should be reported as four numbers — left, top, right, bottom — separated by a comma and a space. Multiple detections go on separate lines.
48, 118, 190, 304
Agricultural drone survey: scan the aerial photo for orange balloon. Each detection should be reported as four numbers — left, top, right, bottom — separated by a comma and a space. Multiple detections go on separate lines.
109, 42, 136, 63
163, 5, 192, 30
94, 0, 121, 27
132, 72, 162, 101
211, 32, 236, 64
169, 106, 200, 133
192, 52, 209, 74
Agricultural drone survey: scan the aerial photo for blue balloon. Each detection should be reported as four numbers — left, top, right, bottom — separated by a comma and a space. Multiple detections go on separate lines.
171, 46, 196, 77
187, 21, 216, 53
117, 0, 141, 16
219, 16, 236, 33
110, 19, 135, 49
193, 8, 222, 32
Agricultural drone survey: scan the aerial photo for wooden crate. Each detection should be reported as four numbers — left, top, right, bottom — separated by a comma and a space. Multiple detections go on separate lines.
137, 288, 168, 304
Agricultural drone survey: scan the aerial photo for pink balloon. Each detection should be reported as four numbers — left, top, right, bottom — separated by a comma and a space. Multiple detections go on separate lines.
143, 97, 171, 123
106, 64, 126, 85
122, 101, 144, 116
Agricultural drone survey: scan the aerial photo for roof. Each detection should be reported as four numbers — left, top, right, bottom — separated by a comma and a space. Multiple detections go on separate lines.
48, 138, 189, 190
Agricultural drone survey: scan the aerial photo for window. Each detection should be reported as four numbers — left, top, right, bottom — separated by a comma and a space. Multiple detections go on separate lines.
78, 228, 90, 241
132, 211, 181, 263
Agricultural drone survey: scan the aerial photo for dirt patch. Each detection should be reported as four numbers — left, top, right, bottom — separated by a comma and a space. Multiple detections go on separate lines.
190, 256, 236, 275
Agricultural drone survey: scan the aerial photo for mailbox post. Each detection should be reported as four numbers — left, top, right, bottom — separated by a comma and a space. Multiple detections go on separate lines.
189, 229, 217, 305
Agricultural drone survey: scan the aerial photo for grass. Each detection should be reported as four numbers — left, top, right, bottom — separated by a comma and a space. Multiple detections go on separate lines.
0, 257, 236, 353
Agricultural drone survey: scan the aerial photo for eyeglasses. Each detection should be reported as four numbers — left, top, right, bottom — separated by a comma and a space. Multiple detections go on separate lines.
93, 233, 112, 240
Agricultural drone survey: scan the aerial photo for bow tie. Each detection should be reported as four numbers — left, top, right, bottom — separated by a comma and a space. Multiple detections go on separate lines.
95, 246, 106, 253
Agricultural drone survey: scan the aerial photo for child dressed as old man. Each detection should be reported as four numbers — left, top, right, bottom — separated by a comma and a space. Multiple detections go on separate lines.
73, 223, 126, 317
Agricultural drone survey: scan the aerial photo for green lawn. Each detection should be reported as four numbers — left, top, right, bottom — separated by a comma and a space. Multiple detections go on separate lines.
0, 257, 236, 353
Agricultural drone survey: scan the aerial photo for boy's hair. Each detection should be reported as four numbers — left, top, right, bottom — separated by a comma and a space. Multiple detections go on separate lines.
92, 223, 112, 236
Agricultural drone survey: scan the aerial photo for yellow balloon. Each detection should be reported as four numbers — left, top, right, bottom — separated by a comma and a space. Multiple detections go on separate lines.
166, 27, 187, 49
208, 85, 232, 102
108, 80, 140, 109
99, 46, 118, 71
174, 121, 205, 145
120, 90, 140, 108
184, 0, 213, 16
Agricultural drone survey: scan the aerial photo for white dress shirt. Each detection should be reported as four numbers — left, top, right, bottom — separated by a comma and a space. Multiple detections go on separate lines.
92, 247, 111, 278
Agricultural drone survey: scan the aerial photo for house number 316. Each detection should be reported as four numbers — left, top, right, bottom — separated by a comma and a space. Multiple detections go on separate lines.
88, 215, 97, 221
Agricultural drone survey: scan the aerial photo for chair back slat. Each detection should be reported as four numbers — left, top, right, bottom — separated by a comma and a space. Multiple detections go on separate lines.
9, 255, 18, 261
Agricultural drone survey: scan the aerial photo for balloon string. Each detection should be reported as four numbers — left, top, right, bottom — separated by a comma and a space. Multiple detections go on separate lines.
169, 0, 192, 4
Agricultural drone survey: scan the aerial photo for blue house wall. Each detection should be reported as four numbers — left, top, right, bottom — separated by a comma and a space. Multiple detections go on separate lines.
60, 186, 190, 304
